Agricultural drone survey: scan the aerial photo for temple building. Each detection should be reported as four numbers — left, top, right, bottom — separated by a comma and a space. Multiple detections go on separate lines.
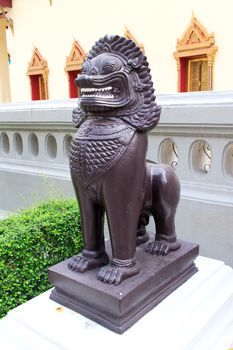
0, 0, 232, 102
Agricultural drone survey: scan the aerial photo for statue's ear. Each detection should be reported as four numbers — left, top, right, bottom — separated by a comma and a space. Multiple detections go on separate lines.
128, 56, 144, 69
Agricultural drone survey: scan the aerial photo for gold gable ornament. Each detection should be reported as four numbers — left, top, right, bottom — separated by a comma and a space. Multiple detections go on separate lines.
65, 40, 86, 73
27, 48, 48, 75
124, 26, 145, 53
176, 15, 216, 50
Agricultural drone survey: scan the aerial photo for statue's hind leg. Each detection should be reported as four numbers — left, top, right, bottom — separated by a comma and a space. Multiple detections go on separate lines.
145, 164, 181, 256
68, 177, 109, 272
136, 214, 150, 246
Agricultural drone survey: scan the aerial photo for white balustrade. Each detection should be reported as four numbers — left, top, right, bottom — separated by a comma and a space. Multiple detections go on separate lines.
0, 92, 233, 266
0, 99, 77, 217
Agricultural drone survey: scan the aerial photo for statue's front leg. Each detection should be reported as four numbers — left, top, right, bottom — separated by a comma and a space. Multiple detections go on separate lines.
97, 133, 147, 285
68, 179, 109, 272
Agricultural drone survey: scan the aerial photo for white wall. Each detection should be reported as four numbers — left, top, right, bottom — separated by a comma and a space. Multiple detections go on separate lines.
6, 0, 233, 101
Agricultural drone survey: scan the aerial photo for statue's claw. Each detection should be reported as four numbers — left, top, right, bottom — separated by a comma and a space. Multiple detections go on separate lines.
97, 262, 140, 286
68, 251, 109, 273
68, 255, 89, 272
145, 240, 181, 256
97, 267, 122, 285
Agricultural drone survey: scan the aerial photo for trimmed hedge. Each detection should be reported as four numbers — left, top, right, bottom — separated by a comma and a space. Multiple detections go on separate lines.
0, 198, 83, 319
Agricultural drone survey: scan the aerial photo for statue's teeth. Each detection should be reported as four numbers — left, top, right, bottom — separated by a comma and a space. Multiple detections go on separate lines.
81, 86, 113, 93
81, 86, 115, 99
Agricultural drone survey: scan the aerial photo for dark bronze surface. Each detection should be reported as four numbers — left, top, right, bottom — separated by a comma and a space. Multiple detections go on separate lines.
68, 35, 182, 285
49, 34, 199, 333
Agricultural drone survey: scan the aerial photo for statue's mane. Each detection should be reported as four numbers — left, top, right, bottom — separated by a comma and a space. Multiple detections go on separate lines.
87, 35, 160, 131
88, 35, 143, 61
73, 35, 161, 131
87, 35, 153, 97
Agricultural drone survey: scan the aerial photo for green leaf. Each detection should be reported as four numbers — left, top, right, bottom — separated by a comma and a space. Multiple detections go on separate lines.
0, 198, 83, 319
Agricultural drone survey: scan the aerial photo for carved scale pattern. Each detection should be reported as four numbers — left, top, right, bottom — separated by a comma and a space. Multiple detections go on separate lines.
70, 137, 129, 186
85, 139, 121, 177
69, 139, 85, 179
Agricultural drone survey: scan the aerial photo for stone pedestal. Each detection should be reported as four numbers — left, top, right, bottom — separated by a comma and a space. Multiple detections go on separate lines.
48, 240, 198, 333
1, 256, 233, 349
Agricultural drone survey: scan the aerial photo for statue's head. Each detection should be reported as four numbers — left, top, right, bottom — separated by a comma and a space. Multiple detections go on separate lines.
75, 35, 157, 117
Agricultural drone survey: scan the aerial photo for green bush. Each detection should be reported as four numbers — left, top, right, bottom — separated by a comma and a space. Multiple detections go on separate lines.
0, 198, 83, 319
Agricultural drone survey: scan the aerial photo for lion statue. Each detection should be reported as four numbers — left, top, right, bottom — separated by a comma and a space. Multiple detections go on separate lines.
68, 35, 181, 285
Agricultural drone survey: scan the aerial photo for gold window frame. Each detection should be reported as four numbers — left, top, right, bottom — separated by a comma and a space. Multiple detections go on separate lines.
65, 40, 86, 97
27, 48, 49, 99
173, 15, 218, 92
38, 75, 46, 99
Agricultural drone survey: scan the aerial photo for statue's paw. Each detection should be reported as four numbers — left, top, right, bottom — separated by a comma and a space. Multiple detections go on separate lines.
145, 240, 181, 256
97, 266, 123, 285
68, 255, 90, 272
68, 252, 109, 273
97, 263, 140, 286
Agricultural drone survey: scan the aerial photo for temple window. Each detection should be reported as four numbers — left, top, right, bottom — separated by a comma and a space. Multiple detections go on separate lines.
29, 75, 46, 100
27, 48, 49, 100
65, 40, 86, 98
174, 15, 217, 92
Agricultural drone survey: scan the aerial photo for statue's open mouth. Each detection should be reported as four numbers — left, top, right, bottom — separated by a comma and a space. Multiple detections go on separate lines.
80, 86, 115, 100
76, 72, 131, 110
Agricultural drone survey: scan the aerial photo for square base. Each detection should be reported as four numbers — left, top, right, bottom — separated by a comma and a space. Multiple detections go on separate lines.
48, 240, 199, 334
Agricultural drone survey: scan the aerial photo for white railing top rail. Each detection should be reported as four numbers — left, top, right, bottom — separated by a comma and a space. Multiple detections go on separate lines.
0, 90, 233, 124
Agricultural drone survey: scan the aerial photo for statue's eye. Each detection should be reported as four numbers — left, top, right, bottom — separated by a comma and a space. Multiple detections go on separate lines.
102, 64, 115, 74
